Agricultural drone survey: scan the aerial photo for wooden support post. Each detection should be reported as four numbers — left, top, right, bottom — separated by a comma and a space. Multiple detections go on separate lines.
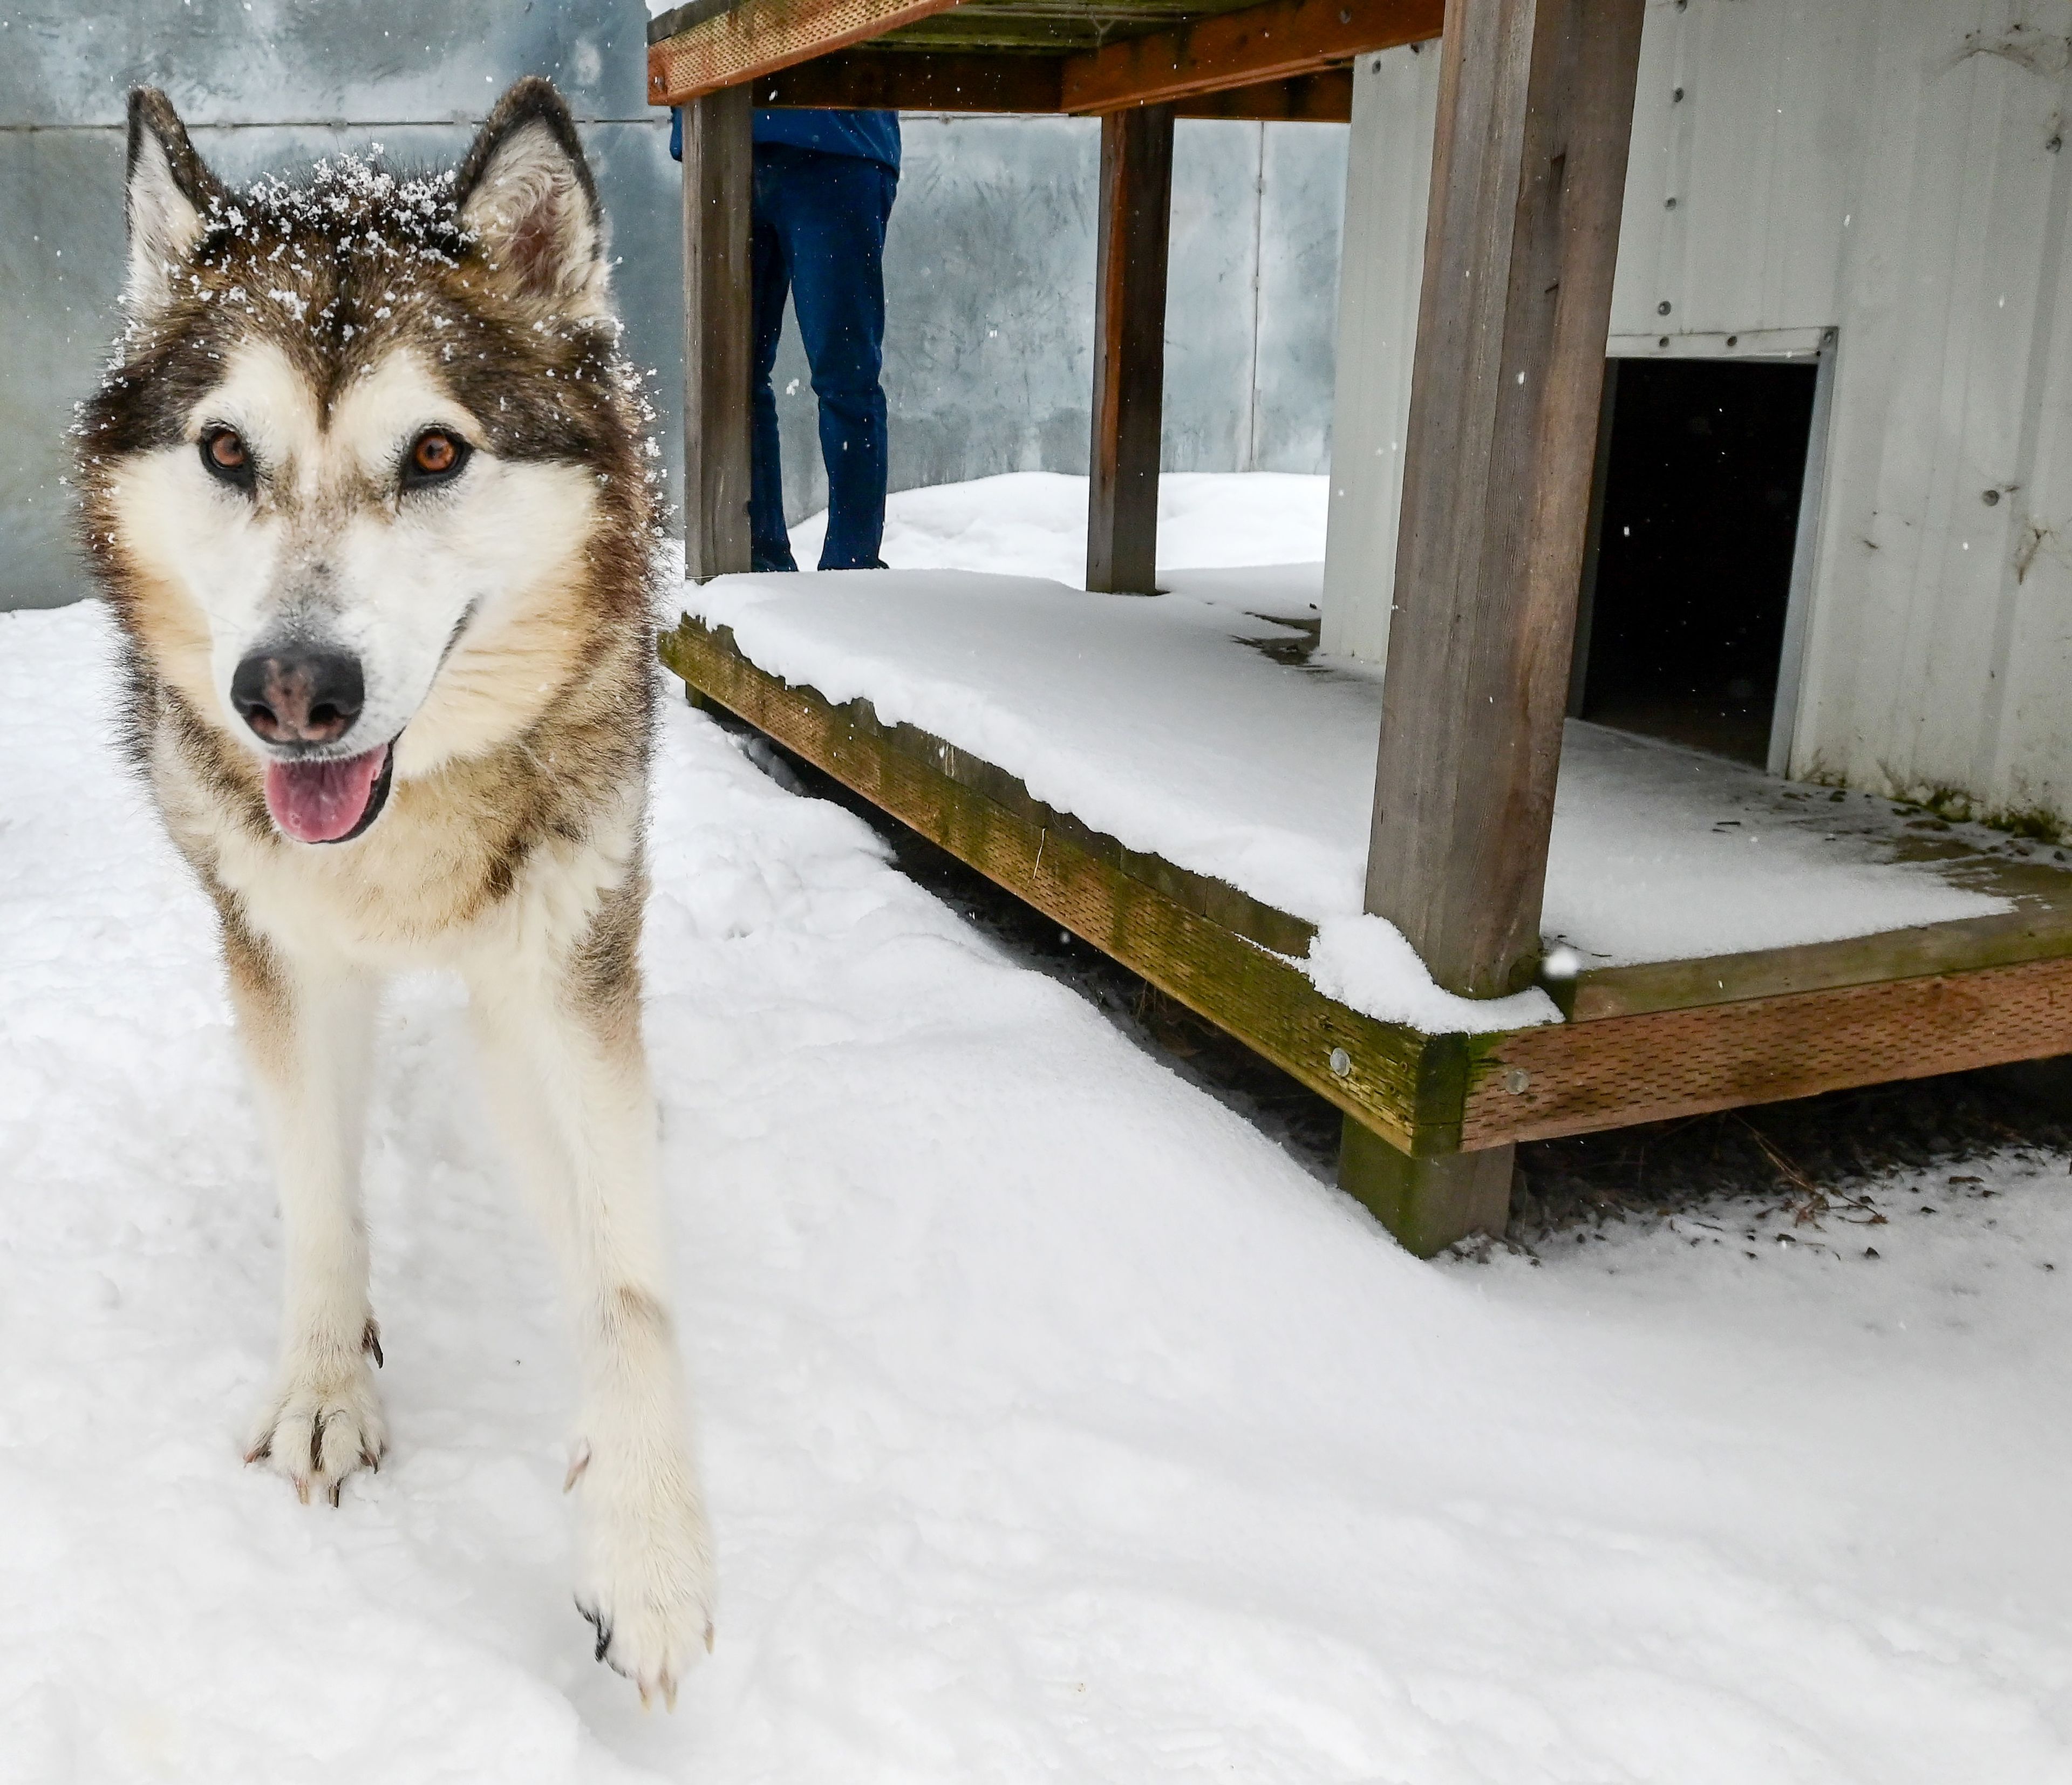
1566, 357, 1620, 718
1338, 1116, 1511, 1257
680, 85, 753, 582
1364, 0, 1647, 998
1086, 104, 1175, 595
1348, 0, 1644, 1254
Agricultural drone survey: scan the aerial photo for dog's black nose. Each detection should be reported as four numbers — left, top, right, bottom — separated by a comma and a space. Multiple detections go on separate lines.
230, 648, 365, 746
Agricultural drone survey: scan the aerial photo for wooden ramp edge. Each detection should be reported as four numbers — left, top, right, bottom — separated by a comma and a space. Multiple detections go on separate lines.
1469, 955, 2072, 1146
660, 616, 2072, 1153
663, 616, 1477, 1156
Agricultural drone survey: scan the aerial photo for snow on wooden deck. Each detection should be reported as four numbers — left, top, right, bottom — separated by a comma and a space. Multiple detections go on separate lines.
685, 566, 2013, 979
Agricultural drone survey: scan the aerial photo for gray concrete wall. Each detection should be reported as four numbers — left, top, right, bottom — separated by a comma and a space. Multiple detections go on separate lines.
0, 0, 1345, 609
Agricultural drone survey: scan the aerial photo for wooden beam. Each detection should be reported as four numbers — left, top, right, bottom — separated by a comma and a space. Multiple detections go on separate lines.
1363, 0, 1647, 998
659, 616, 1476, 1163
1060, 0, 1439, 114
752, 47, 1062, 112
680, 86, 754, 581
648, 0, 736, 44
1173, 68, 1353, 121
648, 0, 964, 106
1086, 104, 1175, 595
749, 50, 1352, 120
1464, 953, 2072, 1147
1563, 856, 2072, 1020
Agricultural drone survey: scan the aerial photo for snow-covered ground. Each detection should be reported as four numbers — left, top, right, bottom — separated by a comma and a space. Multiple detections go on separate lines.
8, 591, 2072, 1782
789, 468, 1331, 594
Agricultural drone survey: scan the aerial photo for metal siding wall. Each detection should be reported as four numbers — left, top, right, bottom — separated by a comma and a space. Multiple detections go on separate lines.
1989, 107, 2072, 829
1788, 1, 2072, 826
1323, 0, 2072, 834
0, 0, 648, 126
1608, 0, 1865, 337
1253, 115, 1350, 474
1319, 43, 1440, 663
0, 126, 127, 611
1164, 119, 1269, 476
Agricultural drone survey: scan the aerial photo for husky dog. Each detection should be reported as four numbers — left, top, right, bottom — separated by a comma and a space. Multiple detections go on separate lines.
75, 80, 713, 1705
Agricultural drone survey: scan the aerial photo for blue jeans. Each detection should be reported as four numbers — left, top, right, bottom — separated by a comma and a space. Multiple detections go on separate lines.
751, 145, 897, 571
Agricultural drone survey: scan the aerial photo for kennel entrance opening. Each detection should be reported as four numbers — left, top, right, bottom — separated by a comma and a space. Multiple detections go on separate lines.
1570, 355, 1823, 768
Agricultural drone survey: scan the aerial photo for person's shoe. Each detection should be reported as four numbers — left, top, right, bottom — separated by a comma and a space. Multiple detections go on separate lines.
750, 546, 799, 573
818, 557, 889, 571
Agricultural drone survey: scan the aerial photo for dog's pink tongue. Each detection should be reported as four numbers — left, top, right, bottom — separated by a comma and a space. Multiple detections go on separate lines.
264, 745, 387, 843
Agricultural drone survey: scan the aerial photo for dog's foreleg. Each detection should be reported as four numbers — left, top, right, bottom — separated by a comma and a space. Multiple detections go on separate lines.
467, 890, 713, 1706
223, 915, 387, 1506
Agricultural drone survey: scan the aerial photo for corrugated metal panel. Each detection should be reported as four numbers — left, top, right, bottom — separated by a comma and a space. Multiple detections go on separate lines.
1324, 0, 2072, 836
1319, 43, 1438, 663
1610, 0, 1870, 337
1252, 117, 1349, 474
1790, 1, 2072, 827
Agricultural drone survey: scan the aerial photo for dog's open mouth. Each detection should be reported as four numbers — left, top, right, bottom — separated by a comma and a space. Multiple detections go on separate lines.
263, 741, 396, 844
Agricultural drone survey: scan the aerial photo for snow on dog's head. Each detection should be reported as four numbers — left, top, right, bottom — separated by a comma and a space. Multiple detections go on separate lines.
77, 80, 656, 843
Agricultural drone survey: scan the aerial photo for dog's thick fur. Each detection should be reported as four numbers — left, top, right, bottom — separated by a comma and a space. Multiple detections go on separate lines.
76, 79, 713, 1703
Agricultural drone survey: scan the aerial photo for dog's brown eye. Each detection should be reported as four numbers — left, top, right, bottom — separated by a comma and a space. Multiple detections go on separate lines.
403, 429, 469, 489
200, 428, 255, 489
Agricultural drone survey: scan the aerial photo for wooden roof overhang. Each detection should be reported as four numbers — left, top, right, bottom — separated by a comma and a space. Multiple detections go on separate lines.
646, 0, 1443, 122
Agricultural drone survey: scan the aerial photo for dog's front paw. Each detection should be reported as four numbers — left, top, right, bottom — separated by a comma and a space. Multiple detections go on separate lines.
244, 1325, 388, 1507
571, 1443, 715, 1708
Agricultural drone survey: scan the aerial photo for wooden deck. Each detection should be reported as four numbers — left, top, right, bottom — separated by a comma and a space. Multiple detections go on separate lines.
646, 0, 1432, 117
663, 615, 2072, 1202
647, 0, 2072, 1252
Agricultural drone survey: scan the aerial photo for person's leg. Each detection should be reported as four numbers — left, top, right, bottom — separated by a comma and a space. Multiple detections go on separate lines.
748, 152, 798, 573
783, 155, 895, 570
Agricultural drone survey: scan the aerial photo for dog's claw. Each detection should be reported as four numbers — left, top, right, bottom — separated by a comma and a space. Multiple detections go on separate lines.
576, 1598, 612, 1664
563, 1439, 591, 1494
362, 1318, 384, 1370
244, 1355, 387, 1510
704, 1623, 714, 1655
664, 1678, 679, 1712
328, 1480, 342, 1508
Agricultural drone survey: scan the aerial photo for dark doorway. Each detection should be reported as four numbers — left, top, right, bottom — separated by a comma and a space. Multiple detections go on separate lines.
1573, 357, 1820, 766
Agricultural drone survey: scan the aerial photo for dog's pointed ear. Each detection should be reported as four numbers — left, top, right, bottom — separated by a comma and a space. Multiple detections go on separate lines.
125, 88, 220, 315
455, 78, 610, 315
